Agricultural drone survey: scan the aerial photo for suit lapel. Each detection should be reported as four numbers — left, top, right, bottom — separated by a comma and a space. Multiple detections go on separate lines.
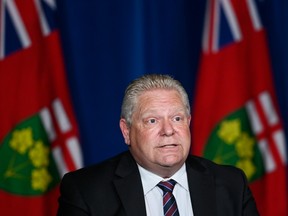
186, 156, 217, 216
112, 152, 218, 216
113, 152, 146, 216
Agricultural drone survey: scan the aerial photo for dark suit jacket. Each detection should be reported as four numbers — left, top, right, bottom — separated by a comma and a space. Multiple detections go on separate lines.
57, 151, 259, 216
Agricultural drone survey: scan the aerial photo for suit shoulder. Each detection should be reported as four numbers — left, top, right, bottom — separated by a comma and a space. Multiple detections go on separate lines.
187, 155, 247, 181
62, 151, 130, 184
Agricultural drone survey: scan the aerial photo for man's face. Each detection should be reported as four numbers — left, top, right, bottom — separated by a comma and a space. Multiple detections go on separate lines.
120, 89, 191, 177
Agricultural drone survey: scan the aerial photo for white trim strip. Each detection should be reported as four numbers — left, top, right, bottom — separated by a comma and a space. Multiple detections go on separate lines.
246, 0, 262, 31
258, 139, 276, 173
43, 0, 57, 10
273, 130, 287, 164
6, 0, 31, 48
0, 0, 5, 59
212, 0, 220, 53
246, 100, 263, 135
53, 98, 72, 133
259, 91, 278, 126
221, 0, 242, 42
40, 107, 57, 142
52, 146, 68, 177
66, 137, 83, 169
34, 0, 51, 36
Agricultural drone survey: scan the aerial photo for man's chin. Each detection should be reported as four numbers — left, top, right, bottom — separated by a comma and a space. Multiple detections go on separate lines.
159, 156, 183, 168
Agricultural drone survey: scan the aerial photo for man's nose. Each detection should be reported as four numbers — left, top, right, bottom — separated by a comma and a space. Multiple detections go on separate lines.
161, 119, 175, 136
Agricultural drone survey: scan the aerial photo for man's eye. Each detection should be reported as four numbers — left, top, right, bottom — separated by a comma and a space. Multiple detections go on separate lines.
148, 119, 157, 124
174, 116, 181, 121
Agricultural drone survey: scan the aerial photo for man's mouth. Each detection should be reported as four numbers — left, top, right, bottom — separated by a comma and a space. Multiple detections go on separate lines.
160, 144, 178, 148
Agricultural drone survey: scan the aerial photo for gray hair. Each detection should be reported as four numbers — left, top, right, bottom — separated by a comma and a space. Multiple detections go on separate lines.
120, 74, 190, 126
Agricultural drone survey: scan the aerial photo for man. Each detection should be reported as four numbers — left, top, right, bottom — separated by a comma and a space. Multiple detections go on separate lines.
57, 74, 259, 216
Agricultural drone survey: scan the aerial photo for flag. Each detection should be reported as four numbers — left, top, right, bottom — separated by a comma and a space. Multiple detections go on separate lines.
0, 0, 83, 215
191, 0, 287, 215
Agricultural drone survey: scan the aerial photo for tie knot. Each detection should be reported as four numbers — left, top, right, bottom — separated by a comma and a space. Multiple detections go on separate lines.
157, 179, 177, 193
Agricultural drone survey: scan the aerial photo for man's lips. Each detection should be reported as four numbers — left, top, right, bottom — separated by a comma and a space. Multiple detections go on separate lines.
159, 144, 179, 148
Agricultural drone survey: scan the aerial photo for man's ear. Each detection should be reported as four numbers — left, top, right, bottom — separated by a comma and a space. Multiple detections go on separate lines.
188, 115, 191, 125
119, 118, 130, 145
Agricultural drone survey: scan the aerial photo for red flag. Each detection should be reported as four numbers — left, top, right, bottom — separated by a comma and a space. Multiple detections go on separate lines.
192, 0, 287, 215
0, 1, 83, 215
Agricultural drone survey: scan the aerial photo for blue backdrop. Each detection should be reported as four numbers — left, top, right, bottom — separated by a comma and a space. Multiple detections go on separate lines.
56, 0, 288, 166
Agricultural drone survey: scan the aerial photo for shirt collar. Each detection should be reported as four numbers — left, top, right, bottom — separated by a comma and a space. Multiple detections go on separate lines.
137, 163, 189, 195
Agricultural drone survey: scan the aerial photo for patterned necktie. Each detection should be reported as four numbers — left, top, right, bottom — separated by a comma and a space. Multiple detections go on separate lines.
157, 179, 180, 216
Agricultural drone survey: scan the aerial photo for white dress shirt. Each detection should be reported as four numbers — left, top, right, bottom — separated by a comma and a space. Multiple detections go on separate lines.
137, 164, 194, 216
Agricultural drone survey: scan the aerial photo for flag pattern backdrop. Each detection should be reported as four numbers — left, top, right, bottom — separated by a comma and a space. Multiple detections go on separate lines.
0, 0, 83, 215
192, 0, 287, 215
